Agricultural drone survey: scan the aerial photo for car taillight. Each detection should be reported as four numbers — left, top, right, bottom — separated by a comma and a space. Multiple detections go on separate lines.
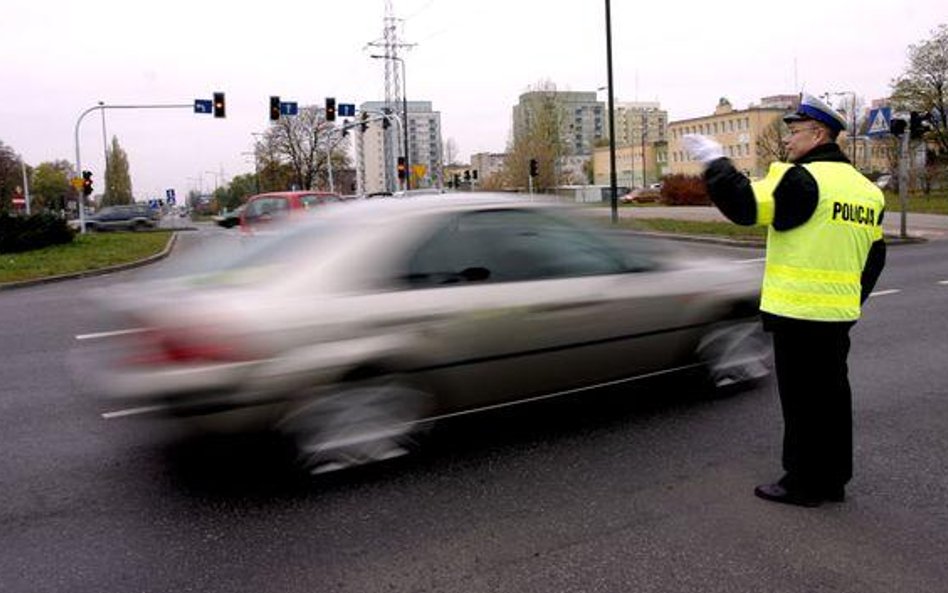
120, 328, 253, 366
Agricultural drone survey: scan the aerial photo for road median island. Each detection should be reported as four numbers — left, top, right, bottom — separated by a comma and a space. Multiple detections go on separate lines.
0, 231, 176, 290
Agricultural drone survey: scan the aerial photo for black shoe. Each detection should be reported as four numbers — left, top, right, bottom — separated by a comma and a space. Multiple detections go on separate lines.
754, 482, 825, 507
822, 486, 846, 503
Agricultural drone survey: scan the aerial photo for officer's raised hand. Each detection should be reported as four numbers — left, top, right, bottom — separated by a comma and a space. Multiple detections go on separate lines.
682, 134, 724, 165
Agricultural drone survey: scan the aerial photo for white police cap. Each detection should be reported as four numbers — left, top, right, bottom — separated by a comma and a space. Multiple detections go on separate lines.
783, 93, 848, 133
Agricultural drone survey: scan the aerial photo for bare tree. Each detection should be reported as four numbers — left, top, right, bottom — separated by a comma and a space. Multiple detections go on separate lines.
756, 119, 789, 169
259, 106, 352, 191
501, 80, 567, 192
890, 24, 948, 154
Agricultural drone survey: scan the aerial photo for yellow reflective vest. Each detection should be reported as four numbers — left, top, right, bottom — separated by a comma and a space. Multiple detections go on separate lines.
752, 161, 885, 321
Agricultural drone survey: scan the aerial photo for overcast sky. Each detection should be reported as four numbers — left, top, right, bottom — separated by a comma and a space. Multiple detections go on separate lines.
2, 0, 942, 200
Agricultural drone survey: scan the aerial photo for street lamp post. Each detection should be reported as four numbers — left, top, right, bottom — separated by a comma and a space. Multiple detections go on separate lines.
370, 54, 411, 190
825, 91, 858, 165
604, 0, 619, 223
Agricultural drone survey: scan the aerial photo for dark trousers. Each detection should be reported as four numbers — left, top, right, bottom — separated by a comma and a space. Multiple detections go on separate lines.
769, 319, 854, 492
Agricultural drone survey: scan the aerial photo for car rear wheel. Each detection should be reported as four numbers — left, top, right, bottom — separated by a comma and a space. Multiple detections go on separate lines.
280, 376, 432, 475
696, 318, 772, 393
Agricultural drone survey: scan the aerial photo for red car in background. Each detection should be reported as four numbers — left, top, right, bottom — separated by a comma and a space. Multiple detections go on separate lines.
239, 191, 341, 232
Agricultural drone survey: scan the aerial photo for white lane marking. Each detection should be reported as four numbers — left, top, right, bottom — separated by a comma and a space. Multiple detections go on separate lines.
736, 257, 766, 263
938, 280, 948, 285
870, 289, 901, 297
102, 405, 166, 419
75, 328, 147, 341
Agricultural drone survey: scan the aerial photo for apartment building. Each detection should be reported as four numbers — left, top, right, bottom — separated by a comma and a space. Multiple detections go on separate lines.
613, 101, 667, 146
512, 91, 605, 155
470, 152, 507, 184
359, 100, 444, 194
667, 97, 786, 178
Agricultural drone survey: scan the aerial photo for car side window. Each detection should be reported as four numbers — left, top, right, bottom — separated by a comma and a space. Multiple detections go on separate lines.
402, 208, 630, 287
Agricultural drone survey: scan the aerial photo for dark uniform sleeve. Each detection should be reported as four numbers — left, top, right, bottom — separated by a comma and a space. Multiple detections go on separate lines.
703, 158, 757, 225
704, 158, 820, 231
861, 239, 887, 303
771, 166, 819, 231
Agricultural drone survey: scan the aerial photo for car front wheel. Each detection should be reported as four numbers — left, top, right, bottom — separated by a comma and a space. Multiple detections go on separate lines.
279, 376, 433, 475
696, 318, 773, 393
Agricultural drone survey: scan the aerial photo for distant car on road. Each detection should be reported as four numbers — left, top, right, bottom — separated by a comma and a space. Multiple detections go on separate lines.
620, 188, 661, 204
212, 205, 245, 228
240, 191, 341, 233
75, 204, 159, 232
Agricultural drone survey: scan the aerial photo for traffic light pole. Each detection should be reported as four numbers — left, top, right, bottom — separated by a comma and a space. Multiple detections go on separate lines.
73, 102, 192, 233
898, 127, 910, 239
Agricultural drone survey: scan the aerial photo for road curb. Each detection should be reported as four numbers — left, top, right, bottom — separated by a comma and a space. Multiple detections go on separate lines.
0, 232, 179, 292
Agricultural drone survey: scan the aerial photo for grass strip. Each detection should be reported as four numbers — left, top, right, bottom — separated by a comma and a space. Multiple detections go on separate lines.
884, 191, 948, 214
0, 231, 173, 283
611, 217, 767, 240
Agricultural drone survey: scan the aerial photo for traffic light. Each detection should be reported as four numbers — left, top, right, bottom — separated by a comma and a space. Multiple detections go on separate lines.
325, 97, 336, 122
453, 173, 460, 187
397, 156, 407, 180
360, 111, 369, 133
889, 117, 907, 137
269, 96, 281, 121
529, 158, 539, 177
82, 170, 93, 196
472, 169, 478, 181
464, 170, 471, 182
909, 111, 932, 139
213, 92, 226, 118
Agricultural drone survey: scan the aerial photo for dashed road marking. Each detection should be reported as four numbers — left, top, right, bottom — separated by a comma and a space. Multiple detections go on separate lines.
870, 289, 901, 297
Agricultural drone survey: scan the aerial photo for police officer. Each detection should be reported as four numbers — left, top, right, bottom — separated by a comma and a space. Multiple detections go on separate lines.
683, 93, 887, 507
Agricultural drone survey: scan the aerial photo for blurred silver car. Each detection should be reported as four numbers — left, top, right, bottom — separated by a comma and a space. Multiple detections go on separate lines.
73, 194, 769, 473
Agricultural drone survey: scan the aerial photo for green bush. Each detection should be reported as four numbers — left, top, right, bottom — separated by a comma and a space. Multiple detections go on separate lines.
0, 213, 75, 254
660, 174, 712, 206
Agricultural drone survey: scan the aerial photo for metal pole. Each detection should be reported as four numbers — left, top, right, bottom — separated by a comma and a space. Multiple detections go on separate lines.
640, 112, 647, 188
851, 92, 857, 165
604, 0, 619, 223
99, 101, 109, 202
899, 129, 910, 238
74, 102, 194, 232
401, 59, 411, 190
21, 158, 30, 215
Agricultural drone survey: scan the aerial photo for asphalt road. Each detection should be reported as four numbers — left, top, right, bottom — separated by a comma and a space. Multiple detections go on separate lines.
1, 227, 946, 593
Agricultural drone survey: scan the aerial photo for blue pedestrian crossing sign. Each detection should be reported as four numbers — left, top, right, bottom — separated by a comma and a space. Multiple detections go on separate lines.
338, 103, 356, 117
194, 99, 213, 114
166, 188, 176, 205
280, 102, 299, 116
866, 107, 892, 137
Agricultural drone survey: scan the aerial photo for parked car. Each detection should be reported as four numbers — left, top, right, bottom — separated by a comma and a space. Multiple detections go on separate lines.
212, 205, 245, 228
72, 194, 770, 474
76, 204, 159, 232
239, 191, 341, 233
620, 188, 661, 203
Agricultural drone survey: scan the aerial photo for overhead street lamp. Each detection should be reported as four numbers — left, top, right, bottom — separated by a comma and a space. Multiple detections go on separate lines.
370, 54, 411, 190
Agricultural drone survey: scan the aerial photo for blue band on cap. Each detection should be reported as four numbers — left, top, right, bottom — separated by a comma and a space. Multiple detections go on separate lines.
798, 104, 844, 131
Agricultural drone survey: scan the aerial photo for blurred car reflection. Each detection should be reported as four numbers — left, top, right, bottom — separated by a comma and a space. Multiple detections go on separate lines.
72, 194, 770, 473
239, 190, 341, 233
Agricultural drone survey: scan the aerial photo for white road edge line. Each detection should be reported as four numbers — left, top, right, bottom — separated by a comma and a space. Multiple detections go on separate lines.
938, 280, 948, 285
870, 289, 901, 297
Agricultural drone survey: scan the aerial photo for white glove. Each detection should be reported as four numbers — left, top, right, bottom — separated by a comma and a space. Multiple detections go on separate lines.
682, 134, 724, 164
